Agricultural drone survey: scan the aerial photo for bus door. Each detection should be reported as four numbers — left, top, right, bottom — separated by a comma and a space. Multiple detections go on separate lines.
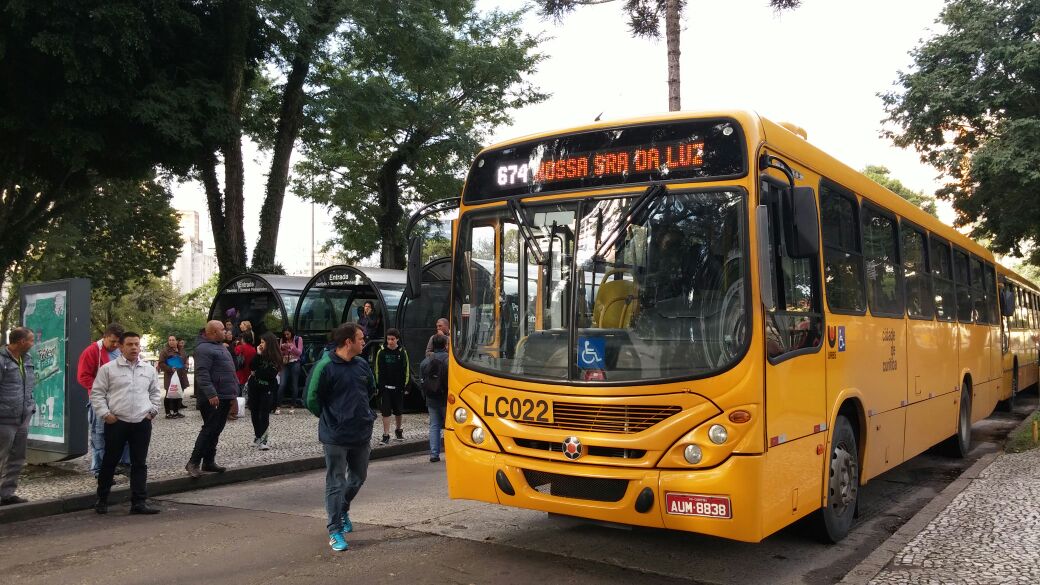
760, 179, 827, 449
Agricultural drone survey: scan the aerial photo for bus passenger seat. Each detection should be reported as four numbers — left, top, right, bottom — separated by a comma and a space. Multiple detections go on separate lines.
592, 276, 639, 328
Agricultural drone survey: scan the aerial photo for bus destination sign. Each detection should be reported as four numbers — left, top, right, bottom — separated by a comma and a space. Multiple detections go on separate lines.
464, 118, 745, 202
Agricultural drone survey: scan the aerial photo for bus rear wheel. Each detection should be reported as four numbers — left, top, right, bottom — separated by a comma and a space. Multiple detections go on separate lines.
999, 367, 1018, 412
815, 414, 859, 543
943, 383, 972, 458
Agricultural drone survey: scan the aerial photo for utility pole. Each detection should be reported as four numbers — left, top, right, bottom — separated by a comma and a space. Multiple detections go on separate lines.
311, 201, 316, 276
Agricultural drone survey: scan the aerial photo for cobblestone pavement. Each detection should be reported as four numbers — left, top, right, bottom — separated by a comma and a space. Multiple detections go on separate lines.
15, 390, 431, 503
869, 448, 1040, 585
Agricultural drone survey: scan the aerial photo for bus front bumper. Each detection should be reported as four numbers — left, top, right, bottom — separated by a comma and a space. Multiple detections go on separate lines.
445, 434, 769, 542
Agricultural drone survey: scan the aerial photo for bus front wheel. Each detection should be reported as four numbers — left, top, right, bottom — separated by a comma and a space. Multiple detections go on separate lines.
815, 414, 859, 543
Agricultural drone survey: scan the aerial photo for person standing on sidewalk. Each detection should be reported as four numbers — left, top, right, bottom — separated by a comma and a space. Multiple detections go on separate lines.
91, 332, 161, 515
157, 335, 186, 418
306, 323, 376, 552
374, 328, 410, 445
77, 323, 130, 477
248, 333, 281, 450
185, 321, 238, 478
277, 327, 303, 411
425, 318, 449, 357
0, 327, 35, 506
420, 334, 449, 463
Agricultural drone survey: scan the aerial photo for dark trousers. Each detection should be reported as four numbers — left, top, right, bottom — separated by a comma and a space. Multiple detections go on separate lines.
189, 398, 232, 465
275, 361, 301, 409
96, 419, 152, 505
163, 398, 184, 415
248, 388, 272, 440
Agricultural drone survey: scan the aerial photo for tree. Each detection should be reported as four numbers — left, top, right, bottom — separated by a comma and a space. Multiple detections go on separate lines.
0, 1, 227, 293
881, 0, 1040, 262
0, 178, 182, 336
862, 165, 938, 218
534, 0, 800, 111
295, 3, 546, 268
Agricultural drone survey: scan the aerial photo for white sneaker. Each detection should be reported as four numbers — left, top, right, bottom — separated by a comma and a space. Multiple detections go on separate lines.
258, 440, 270, 451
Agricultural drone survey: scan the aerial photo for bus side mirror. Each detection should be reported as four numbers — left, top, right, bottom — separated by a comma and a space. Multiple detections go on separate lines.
404, 236, 423, 300
1000, 288, 1015, 317
785, 186, 819, 259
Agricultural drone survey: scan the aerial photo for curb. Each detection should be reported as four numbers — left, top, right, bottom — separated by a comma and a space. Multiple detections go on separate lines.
0, 439, 427, 526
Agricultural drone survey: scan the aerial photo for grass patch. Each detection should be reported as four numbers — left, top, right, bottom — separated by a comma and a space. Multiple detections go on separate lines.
1006, 410, 1040, 453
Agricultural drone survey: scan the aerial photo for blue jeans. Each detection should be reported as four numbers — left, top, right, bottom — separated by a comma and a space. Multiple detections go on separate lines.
323, 442, 371, 534
427, 400, 446, 458
277, 361, 301, 407
87, 403, 129, 476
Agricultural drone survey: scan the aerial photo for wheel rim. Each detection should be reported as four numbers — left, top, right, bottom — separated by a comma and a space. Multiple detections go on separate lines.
829, 441, 858, 514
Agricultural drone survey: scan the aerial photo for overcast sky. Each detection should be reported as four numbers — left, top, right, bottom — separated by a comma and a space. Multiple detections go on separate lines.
172, 0, 951, 274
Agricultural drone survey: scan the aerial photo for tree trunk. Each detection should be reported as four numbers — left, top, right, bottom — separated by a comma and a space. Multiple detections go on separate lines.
200, 151, 245, 283
221, 0, 249, 274
252, 0, 342, 270
665, 0, 681, 111
376, 157, 407, 269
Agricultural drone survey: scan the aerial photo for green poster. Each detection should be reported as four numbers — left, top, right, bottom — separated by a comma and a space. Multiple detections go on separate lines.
23, 291, 67, 443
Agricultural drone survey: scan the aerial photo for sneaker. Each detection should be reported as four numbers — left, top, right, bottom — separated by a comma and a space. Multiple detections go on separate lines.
430, 456, 440, 463
328, 531, 348, 552
252, 436, 261, 447
341, 512, 353, 534
394, 428, 404, 441
258, 440, 270, 451
379, 434, 390, 445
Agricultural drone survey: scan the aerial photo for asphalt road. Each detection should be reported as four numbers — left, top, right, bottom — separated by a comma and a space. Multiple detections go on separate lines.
0, 392, 1033, 585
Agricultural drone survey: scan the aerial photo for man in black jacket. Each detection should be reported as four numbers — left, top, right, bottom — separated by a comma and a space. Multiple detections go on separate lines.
313, 322, 376, 552
185, 320, 238, 478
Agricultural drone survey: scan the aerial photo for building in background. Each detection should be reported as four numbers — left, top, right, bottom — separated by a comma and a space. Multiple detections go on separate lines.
172, 210, 218, 293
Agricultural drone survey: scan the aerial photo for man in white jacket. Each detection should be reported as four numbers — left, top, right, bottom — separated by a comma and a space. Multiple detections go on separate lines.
90, 331, 161, 515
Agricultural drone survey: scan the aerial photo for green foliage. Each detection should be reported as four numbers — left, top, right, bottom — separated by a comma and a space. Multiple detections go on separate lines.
294, 1, 547, 266
881, 0, 1040, 262
91, 276, 180, 339
862, 165, 938, 218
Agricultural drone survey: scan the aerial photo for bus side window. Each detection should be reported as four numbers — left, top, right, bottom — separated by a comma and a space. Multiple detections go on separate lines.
930, 237, 956, 321
952, 248, 973, 323
902, 224, 932, 319
763, 180, 822, 360
820, 182, 866, 313
861, 204, 904, 317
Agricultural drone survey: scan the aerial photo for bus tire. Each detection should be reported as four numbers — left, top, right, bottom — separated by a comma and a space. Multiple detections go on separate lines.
943, 382, 973, 458
999, 365, 1018, 412
815, 414, 859, 543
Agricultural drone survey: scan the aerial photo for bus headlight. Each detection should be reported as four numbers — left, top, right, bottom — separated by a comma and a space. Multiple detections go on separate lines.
708, 424, 728, 445
471, 427, 486, 444
683, 444, 703, 464
454, 407, 468, 424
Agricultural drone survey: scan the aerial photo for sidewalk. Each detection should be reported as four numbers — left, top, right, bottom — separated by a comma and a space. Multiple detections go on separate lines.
12, 393, 431, 505
846, 436, 1040, 584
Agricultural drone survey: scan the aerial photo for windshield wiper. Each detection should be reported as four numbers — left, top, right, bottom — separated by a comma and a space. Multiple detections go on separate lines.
508, 199, 546, 265
593, 183, 666, 261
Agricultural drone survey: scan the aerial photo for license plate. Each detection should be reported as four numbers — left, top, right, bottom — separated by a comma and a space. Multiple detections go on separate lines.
481, 395, 553, 424
665, 493, 732, 518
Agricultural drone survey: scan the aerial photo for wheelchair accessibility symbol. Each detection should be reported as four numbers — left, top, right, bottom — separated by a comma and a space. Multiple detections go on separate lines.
577, 336, 606, 369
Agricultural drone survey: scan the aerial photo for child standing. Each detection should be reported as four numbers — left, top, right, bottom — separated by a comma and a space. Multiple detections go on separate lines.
374, 328, 410, 444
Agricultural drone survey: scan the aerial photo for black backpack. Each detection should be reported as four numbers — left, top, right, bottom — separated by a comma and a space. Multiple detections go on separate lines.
421, 357, 448, 399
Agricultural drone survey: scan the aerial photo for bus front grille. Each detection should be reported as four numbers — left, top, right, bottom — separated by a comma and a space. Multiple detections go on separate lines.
522, 403, 682, 434
521, 469, 628, 502
513, 438, 646, 460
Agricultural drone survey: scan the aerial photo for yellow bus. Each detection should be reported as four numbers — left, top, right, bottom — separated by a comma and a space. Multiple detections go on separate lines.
403, 110, 1035, 543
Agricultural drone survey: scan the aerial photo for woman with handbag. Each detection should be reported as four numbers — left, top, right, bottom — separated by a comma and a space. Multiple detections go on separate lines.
157, 335, 186, 418
232, 331, 257, 420
249, 333, 281, 449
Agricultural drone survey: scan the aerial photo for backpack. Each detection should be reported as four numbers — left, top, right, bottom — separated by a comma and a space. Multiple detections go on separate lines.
421, 357, 448, 399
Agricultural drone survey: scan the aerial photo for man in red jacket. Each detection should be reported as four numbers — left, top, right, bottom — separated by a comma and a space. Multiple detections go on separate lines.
77, 323, 129, 477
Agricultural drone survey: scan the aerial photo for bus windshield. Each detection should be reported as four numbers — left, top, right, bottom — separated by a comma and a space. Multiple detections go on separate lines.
452, 188, 748, 383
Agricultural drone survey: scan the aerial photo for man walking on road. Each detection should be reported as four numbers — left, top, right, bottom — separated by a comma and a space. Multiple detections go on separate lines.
91, 332, 161, 515
185, 320, 238, 478
77, 323, 130, 477
0, 327, 35, 506
306, 322, 376, 552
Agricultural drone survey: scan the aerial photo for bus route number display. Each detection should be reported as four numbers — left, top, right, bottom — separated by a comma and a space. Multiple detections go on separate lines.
464, 118, 745, 201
